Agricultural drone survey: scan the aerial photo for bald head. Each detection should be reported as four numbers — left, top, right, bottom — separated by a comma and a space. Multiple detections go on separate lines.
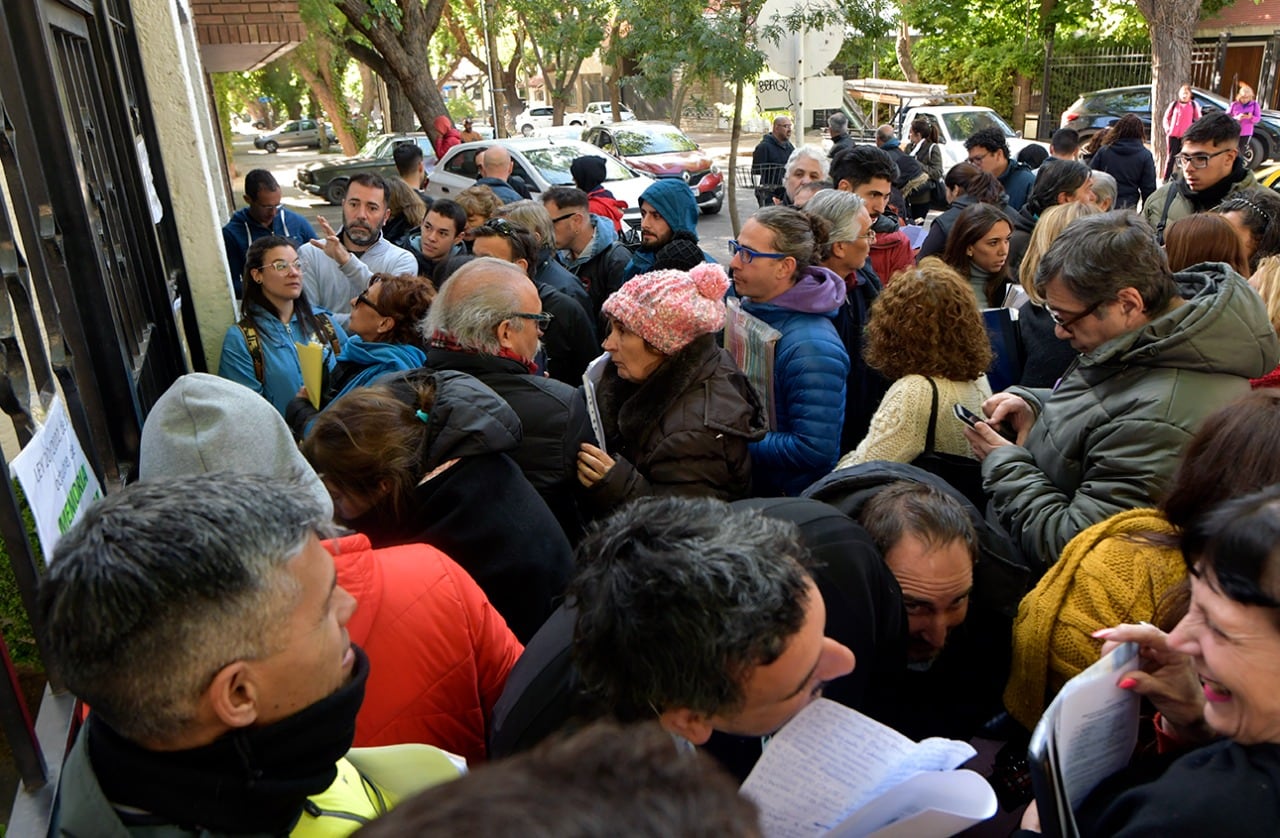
479, 145, 514, 180
422, 257, 538, 355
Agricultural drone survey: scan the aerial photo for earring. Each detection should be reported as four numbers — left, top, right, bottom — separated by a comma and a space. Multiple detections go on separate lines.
966, 249, 973, 258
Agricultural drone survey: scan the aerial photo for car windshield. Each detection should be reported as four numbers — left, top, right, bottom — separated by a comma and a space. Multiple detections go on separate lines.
942, 111, 1016, 139
613, 129, 696, 155
358, 135, 394, 157
525, 147, 634, 183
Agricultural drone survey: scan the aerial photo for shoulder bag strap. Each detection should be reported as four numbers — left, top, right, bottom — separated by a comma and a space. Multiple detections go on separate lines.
924, 377, 939, 455
236, 319, 265, 384
315, 312, 342, 357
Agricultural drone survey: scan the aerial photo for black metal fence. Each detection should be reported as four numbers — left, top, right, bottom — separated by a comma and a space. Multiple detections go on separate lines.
0, 0, 195, 829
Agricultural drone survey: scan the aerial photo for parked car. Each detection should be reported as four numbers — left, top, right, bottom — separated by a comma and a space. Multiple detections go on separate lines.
295, 133, 437, 205
583, 121, 723, 214
253, 119, 337, 153
425, 137, 653, 226
515, 106, 588, 137
583, 101, 636, 125
1060, 85, 1280, 169
900, 106, 1044, 172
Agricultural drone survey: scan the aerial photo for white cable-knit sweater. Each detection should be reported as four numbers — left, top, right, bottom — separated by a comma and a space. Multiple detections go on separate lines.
837, 374, 993, 468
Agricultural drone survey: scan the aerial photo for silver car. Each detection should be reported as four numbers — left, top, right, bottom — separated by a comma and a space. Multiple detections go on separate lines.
425, 138, 653, 226
253, 119, 338, 153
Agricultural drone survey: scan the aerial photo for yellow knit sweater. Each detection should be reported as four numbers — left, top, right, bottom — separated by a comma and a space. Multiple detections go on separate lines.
838, 374, 992, 468
1004, 508, 1185, 731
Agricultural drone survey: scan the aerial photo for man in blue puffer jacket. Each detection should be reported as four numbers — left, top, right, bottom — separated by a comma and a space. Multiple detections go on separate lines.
621, 178, 716, 282
730, 207, 850, 496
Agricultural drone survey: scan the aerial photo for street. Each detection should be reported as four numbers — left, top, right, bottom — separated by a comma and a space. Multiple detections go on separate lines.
228, 129, 828, 265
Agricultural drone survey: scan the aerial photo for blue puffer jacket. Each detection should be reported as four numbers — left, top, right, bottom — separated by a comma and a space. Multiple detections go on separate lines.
740, 266, 850, 496
218, 304, 347, 416
622, 178, 715, 281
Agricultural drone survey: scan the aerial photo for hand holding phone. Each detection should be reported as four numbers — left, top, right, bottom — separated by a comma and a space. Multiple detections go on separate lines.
954, 403, 1017, 442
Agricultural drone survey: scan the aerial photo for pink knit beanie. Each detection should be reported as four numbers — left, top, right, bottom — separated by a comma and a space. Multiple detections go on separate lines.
601, 263, 730, 355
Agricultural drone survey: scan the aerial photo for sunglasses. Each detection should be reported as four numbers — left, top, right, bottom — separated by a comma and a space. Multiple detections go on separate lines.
354, 276, 387, 316
508, 311, 554, 328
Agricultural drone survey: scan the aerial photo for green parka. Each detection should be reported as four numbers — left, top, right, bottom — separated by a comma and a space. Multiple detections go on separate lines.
982, 265, 1279, 568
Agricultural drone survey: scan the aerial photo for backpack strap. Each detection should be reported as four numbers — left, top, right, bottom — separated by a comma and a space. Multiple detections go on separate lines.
1154, 183, 1179, 246
236, 319, 266, 384
314, 312, 342, 358
924, 377, 939, 456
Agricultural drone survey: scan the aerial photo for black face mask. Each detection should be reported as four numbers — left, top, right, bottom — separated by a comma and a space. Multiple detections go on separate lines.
88, 646, 370, 835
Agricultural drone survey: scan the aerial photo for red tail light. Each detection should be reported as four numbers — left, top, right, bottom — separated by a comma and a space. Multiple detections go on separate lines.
1065, 113, 1078, 122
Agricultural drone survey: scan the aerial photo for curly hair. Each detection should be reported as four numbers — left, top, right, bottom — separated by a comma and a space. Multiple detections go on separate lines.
863, 257, 993, 381
456, 185, 503, 224
1105, 113, 1146, 144
368, 273, 437, 347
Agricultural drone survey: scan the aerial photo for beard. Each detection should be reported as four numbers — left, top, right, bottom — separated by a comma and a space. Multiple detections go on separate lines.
344, 222, 379, 249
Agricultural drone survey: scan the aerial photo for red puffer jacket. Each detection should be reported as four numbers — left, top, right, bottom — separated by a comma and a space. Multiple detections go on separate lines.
328, 534, 523, 763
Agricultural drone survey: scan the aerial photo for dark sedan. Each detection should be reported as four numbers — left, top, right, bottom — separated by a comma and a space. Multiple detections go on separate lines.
1060, 85, 1280, 169
295, 133, 436, 205
582, 121, 724, 214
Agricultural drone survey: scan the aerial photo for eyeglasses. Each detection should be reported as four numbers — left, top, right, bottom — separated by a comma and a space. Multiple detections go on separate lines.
550, 211, 578, 224
728, 239, 788, 264
967, 152, 989, 166
1175, 149, 1233, 169
1046, 299, 1104, 330
267, 259, 303, 272
354, 290, 386, 316
857, 231, 877, 242
508, 311, 554, 328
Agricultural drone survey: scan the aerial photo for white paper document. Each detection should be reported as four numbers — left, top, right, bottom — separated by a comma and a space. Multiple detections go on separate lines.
740, 699, 997, 838
582, 352, 610, 455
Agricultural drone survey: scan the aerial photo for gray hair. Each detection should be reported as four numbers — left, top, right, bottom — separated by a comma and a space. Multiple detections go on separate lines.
1090, 171, 1117, 210
1035, 210, 1177, 313
803, 190, 866, 254
496, 200, 556, 249
40, 472, 326, 744
571, 496, 814, 721
828, 112, 849, 134
422, 257, 531, 354
786, 145, 830, 180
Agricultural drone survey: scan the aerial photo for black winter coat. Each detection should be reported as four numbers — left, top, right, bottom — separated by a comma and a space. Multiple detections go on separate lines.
1090, 137, 1157, 209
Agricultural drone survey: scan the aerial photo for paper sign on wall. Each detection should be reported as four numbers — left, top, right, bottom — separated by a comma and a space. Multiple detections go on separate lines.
10, 398, 103, 556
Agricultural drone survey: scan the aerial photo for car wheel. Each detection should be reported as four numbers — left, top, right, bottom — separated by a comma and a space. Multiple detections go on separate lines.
324, 179, 348, 205
1247, 136, 1267, 170
264, 140, 279, 153
520, 124, 534, 137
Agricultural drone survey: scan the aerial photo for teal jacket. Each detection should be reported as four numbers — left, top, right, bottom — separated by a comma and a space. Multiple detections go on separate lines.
983, 265, 1279, 567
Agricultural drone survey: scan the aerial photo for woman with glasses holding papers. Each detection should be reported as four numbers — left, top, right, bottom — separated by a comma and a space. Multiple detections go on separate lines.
576, 263, 765, 514
726, 206, 850, 496
1019, 486, 1280, 835
219, 235, 347, 416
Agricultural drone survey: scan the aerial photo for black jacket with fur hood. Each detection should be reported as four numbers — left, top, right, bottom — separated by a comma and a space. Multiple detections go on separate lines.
587, 333, 767, 514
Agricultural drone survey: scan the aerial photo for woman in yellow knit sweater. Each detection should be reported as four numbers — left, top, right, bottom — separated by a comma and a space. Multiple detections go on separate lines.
1005, 389, 1280, 730
837, 258, 993, 468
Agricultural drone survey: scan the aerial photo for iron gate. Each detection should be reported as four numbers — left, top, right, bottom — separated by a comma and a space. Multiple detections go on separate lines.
0, 0, 197, 828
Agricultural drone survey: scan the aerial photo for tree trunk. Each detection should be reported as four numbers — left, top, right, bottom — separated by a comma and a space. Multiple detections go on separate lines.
292, 52, 359, 154
335, 0, 449, 142
1012, 72, 1031, 129
359, 63, 377, 121
896, 16, 919, 84
729, 78, 745, 238
1135, 0, 1198, 179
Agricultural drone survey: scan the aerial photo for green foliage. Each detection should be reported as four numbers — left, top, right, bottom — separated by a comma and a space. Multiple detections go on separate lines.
0, 483, 45, 668
447, 97, 478, 121
511, 0, 610, 105
913, 41, 1042, 115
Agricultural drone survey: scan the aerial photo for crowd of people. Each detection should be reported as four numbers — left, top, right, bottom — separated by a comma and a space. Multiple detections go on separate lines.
42, 97, 1280, 834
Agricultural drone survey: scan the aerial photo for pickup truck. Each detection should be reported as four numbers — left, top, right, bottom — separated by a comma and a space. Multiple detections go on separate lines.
899, 105, 1044, 170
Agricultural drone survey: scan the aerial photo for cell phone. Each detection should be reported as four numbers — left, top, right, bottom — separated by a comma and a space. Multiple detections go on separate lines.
954, 403, 1018, 442
952, 403, 985, 429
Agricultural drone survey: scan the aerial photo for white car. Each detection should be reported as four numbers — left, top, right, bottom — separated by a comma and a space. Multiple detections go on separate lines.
901, 106, 1045, 171
424, 137, 653, 225
583, 101, 636, 125
515, 105, 588, 137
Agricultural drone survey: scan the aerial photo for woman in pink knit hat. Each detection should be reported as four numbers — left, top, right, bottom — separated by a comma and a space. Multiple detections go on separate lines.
576, 263, 767, 513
